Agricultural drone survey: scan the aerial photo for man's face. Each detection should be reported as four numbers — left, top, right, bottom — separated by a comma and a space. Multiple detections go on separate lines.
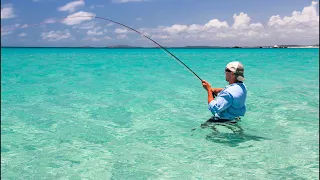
225, 68, 233, 81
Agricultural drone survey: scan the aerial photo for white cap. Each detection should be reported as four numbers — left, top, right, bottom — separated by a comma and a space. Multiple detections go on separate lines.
226, 61, 245, 81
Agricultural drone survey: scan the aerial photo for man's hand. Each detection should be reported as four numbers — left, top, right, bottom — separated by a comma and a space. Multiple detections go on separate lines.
202, 80, 214, 103
202, 80, 212, 91
211, 88, 223, 94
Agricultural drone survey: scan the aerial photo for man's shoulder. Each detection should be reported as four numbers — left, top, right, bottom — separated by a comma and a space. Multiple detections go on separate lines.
224, 83, 246, 94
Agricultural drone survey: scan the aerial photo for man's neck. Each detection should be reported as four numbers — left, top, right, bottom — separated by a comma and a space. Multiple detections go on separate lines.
229, 80, 243, 85
228, 79, 237, 84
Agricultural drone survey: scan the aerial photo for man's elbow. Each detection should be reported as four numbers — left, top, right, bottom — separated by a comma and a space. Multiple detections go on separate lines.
208, 103, 219, 114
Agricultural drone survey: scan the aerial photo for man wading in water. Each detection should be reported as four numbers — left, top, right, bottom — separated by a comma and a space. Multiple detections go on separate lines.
201, 61, 247, 125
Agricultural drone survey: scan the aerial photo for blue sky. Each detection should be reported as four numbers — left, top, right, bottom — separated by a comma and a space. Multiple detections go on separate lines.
1, 0, 319, 47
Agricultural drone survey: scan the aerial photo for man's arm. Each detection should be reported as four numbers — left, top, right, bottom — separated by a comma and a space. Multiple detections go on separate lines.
202, 80, 233, 115
202, 80, 215, 104
207, 87, 214, 104
208, 91, 233, 114
211, 88, 224, 94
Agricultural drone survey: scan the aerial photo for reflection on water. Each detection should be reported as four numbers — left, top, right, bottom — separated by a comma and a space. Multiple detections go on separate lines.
196, 121, 269, 147
201, 121, 244, 134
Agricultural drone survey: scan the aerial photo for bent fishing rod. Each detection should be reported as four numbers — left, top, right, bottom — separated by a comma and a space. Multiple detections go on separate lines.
94, 16, 203, 81
2, 15, 203, 81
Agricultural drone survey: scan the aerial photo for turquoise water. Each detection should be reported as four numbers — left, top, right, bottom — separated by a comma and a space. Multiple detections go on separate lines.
1, 48, 319, 179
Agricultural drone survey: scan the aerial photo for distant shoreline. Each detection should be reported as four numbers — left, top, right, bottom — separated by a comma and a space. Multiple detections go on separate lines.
1, 45, 319, 49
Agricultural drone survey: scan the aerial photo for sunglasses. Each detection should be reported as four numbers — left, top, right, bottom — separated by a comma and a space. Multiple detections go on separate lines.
225, 68, 232, 72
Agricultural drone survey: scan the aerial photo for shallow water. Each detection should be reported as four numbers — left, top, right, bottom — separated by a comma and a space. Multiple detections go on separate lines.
1, 48, 319, 179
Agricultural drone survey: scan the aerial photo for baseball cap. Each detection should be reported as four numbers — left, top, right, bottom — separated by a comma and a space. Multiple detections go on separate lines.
226, 61, 245, 81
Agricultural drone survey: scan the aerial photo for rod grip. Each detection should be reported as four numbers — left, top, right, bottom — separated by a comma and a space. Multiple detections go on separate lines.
212, 92, 217, 98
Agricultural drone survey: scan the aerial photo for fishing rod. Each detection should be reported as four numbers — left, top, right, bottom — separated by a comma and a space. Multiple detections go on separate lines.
2, 15, 203, 81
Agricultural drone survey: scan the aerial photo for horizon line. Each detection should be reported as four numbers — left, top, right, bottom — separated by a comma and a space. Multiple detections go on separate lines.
1, 44, 319, 48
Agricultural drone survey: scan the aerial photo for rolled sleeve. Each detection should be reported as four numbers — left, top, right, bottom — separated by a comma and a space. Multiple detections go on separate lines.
208, 91, 233, 115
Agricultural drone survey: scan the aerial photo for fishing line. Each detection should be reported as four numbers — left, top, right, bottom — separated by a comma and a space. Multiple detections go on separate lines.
1, 15, 203, 81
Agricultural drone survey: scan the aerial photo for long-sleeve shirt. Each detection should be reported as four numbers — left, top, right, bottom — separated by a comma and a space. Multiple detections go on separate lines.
208, 82, 247, 120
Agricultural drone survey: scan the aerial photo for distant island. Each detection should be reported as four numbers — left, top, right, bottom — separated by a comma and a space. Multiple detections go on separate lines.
107, 45, 142, 48
1, 44, 319, 48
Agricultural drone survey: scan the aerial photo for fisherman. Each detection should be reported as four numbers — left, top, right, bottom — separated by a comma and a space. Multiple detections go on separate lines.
201, 61, 247, 123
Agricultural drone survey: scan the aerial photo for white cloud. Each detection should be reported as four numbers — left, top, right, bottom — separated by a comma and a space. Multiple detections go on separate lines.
268, 15, 285, 27
41, 30, 71, 41
302, 1, 319, 17
188, 24, 204, 32
205, 19, 229, 28
266, 1, 319, 43
135, 1, 319, 46
136, 17, 142, 21
232, 12, 251, 29
1, 24, 20, 36
19, 33, 27, 37
150, 34, 170, 39
61, 11, 95, 25
44, 18, 57, 24
112, 0, 148, 3
115, 28, 128, 33
73, 21, 97, 29
87, 27, 104, 36
106, 23, 114, 27
216, 33, 236, 38
249, 23, 264, 30
1, 4, 15, 19
163, 24, 188, 34
268, 1, 319, 28
58, 0, 85, 13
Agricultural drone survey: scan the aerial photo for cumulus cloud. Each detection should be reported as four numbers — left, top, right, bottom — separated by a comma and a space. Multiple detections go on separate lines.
232, 12, 251, 29
249, 23, 264, 30
163, 24, 188, 34
87, 27, 104, 36
61, 11, 95, 25
41, 30, 71, 41
136, 1, 319, 46
187, 24, 204, 33
1, 4, 15, 19
268, 1, 319, 28
266, 1, 319, 43
58, 0, 85, 13
205, 19, 229, 28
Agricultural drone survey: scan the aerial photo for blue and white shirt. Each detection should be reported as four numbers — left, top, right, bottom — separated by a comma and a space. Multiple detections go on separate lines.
208, 82, 247, 120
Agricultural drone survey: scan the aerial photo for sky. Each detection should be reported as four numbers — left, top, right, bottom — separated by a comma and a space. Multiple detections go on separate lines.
1, 0, 319, 47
